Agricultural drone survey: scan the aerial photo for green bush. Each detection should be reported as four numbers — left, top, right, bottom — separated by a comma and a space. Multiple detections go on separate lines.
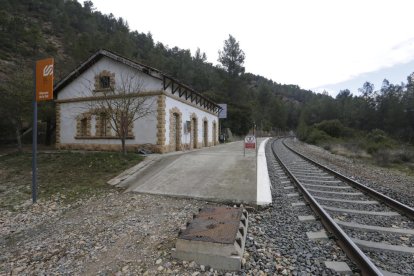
365, 129, 394, 154
314, 119, 349, 138
366, 142, 382, 154
305, 128, 331, 144
367, 129, 388, 143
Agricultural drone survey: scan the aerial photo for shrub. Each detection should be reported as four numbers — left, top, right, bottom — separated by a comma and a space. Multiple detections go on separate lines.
314, 120, 349, 138
366, 142, 382, 154
389, 149, 413, 164
398, 151, 413, 162
373, 149, 391, 166
305, 128, 331, 144
323, 144, 331, 151
367, 129, 388, 143
365, 129, 394, 154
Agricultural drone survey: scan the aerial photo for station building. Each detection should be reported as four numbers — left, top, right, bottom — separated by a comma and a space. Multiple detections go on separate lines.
54, 49, 221, 153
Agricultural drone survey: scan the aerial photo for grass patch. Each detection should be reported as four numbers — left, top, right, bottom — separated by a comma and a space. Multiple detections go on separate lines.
0, 151, 143, 210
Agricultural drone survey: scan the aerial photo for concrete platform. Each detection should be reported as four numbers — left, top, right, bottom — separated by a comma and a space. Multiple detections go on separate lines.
122, 139, 269, 205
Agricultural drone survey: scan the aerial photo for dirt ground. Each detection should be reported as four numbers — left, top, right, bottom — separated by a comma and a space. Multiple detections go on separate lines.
0, 190, 218, 275
1, 151, 225, 275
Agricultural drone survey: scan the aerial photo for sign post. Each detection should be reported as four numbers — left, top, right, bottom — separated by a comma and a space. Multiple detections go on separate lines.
32, 58, 54, 203
244, 135, 256, 156
218, 104, 227, 143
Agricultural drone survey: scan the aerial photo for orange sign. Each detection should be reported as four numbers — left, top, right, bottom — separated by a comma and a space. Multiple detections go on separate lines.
36, 58, 54, 101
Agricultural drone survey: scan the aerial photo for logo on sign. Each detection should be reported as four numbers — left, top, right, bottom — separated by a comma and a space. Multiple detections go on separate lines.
43, 64, 53, 76
245, 135, 256, 149
36, 58, 54, 102
245, 136, 255, 143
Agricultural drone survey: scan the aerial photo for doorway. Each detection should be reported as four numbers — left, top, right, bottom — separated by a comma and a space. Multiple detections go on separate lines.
212, 121, 217, 145
171, 113, 180, 151
203, 120, 208, 147
192, 117, 197, 149
174, 113, 180, 151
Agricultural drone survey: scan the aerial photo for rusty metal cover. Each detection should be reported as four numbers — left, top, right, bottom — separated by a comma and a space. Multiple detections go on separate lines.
179, 206, 243, 244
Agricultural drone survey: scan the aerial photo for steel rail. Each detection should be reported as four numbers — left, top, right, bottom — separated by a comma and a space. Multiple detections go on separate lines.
282, 139, 414, 220
271, 139, 383, 276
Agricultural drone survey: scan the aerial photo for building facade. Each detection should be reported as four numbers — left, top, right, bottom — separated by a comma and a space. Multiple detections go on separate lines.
54, 50, 220, 153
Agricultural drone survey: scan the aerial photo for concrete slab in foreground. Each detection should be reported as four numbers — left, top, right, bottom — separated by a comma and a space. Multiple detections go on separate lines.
125, 140, 264, 205
173, 206, 248, 271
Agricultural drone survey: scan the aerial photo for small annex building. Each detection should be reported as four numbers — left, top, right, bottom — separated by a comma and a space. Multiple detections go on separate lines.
54, 49, 221, 153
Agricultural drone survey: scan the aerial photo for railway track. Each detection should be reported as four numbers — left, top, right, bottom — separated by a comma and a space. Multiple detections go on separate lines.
270, 138, 414, 275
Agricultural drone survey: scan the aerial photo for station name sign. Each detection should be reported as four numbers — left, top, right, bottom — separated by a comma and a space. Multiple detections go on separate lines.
35, 58, 54, 102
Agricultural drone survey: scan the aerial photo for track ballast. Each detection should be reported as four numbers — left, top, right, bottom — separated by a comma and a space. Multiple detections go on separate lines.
270, 138, 414, 275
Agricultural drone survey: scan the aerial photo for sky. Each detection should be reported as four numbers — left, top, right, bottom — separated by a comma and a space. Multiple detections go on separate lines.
90, 0, 414, 96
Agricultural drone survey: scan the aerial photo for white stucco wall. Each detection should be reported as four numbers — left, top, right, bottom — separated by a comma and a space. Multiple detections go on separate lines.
165, 96, 218, 145
56, 54, 219, 150
59, 98, 158, 145
58, 57, 163, 100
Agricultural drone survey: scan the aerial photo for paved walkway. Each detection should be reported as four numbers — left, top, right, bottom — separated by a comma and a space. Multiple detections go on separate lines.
124, 140, 264, 205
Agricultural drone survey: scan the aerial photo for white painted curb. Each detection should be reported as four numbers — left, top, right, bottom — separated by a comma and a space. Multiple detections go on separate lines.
257, 138, 272, 206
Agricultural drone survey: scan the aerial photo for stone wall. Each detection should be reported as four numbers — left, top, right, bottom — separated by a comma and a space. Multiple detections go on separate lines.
156, 95, 166, 153
168, 107, 183, 152
55, 103, 61, 146
57, 143, 164, 153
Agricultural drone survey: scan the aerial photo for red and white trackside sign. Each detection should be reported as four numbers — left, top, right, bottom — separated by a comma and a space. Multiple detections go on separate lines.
244, 135, 256, 149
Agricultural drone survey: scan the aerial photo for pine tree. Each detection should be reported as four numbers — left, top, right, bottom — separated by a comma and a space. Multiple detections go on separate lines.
218, 34, 245, 78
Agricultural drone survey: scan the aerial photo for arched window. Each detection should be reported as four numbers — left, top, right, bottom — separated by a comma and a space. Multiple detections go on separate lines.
80, 118, 88, 136
76, 113, 91, 138
98, 112, 109, 136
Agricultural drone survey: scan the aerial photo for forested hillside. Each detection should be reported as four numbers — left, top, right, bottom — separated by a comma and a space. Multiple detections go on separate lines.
0, 0, 313, 144
1, 0, 414, 153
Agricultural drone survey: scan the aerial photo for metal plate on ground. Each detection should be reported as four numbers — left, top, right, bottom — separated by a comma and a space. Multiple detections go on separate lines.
179, 206, 243, 244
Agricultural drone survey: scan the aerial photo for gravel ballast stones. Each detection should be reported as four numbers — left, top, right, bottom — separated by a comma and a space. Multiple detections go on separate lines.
278, 138, 414, 275
241, 142, 357, 275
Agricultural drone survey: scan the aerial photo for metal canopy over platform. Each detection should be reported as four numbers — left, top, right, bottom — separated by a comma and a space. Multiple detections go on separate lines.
163, 75, 222, 113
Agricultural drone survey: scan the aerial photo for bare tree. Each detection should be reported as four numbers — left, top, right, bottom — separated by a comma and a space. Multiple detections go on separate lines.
89, 72, 154, 154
